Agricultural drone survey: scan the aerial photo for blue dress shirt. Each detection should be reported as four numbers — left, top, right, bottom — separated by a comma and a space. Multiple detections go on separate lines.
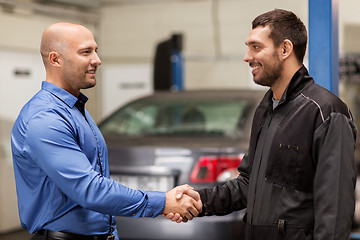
11, 81, 165, 239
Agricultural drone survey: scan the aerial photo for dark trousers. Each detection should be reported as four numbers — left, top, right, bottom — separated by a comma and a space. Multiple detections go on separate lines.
31, 232, 59, 240
30, 230, 116, 240
31, 232, 49, 240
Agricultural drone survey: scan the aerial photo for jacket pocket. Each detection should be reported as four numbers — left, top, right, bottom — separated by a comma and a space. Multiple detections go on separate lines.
266, 143, 315, 193
301, 228, 314, 240
286, 227, 314, 240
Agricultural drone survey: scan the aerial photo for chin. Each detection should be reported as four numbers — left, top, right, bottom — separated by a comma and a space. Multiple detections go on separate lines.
82, 82, 96, 90
253, 77, 263, 85
86, 79, 97, 88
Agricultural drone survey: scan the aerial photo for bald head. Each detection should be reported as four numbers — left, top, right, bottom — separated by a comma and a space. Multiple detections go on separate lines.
39, 22, 101, 96
40, 22, 92, 67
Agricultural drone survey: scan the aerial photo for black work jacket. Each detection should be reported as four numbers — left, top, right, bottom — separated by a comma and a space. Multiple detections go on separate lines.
198, 66, 357, 240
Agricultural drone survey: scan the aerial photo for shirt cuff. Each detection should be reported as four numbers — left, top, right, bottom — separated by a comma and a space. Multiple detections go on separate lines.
144, 191, 166, 217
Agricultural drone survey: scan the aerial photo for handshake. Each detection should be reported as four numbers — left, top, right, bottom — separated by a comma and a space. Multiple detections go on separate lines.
162, 184, 202, 223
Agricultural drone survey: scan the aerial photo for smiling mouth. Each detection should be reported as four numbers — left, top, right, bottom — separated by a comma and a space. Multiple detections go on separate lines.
86, 69, 97, 76
249, 62, 261, 68
249, 63, 261, 75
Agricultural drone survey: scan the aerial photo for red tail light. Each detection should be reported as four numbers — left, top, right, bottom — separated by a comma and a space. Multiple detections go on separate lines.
190, 155, 243, 183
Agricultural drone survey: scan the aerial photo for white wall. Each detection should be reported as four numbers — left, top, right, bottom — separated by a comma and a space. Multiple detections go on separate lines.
98, 0, 308, 120
339, 0, 360, 53
101, 64, 153, 118
100, 1, 307, 93
0, 9, 96, 234
0, 49, 45, 233
98, 0, 360, 120
0, 12, 53, 233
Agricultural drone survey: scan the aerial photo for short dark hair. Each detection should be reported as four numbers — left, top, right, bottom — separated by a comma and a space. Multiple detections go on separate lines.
252, 9, 307, 63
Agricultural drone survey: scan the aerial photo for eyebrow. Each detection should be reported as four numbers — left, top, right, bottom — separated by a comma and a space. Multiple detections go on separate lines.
245, 41, 259, 46
79, 46, 98, 52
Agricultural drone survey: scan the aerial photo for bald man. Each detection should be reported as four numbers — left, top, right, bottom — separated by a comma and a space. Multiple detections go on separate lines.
11, 22, 201, 240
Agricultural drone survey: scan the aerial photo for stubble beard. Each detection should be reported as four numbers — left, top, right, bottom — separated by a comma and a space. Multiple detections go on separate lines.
254, 54, 283, 87
63, 63, 97, 91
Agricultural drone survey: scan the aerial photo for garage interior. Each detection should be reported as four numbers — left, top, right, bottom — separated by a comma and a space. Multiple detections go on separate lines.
0, 0, 360, 239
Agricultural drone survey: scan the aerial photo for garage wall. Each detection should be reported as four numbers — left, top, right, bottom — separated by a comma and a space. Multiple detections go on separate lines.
0, 49, 44, 233
0, 10, 96, 233
98, 0, 308, 120
99, 1, 307, 87
0, 12, 53, 234
98, 0, 360, 121
339, 0, 360, 53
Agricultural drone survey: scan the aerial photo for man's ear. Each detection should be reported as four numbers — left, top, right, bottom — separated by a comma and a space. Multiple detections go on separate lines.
49, 51, 61, 67
281, 39, 293, 60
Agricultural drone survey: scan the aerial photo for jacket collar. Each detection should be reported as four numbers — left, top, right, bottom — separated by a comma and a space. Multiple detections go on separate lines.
261, 65, 314, 109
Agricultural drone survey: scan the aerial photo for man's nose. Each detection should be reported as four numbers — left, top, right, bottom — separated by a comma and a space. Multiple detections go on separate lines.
243, 49, 252, 63
91, 52, 102, 66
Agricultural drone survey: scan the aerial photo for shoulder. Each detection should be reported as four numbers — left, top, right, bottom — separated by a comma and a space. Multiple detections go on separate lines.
14, 90, 76, 136
300, 83, 352, 121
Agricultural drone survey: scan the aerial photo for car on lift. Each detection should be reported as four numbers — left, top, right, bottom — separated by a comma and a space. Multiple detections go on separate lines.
98, 89, 265, 240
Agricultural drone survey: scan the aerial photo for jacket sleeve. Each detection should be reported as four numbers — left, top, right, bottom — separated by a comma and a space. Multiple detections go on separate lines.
197, 154, 250, 216
312, 112, 357, 240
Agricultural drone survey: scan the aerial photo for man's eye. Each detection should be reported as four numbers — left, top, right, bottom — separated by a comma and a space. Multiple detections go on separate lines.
253, 46, 260, 50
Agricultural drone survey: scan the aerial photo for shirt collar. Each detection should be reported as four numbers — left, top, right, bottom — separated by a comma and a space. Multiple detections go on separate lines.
41, 81, 88, 108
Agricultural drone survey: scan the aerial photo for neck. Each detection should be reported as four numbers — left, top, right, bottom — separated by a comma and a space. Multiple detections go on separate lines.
271, 77, 290, 100
46, 75, 80, 97
271, 62, 302, 100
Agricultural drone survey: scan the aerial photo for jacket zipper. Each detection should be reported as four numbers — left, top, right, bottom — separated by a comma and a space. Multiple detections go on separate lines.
250, 111, 273, 226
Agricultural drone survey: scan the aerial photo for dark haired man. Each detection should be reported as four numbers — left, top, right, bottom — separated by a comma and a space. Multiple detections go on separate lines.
169, 9, 357, 240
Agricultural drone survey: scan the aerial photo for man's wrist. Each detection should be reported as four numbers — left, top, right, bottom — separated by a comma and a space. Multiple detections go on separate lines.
144, 191, 166, 217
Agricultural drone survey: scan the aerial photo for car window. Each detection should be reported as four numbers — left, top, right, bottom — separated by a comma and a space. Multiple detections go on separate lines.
99, 98, 253, 137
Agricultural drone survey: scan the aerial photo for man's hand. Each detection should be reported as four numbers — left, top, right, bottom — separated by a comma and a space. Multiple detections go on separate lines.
163, 184, 202, 223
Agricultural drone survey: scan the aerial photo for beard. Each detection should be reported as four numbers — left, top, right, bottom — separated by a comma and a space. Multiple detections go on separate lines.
62, 60, 97, 91
253, 53, 283, 87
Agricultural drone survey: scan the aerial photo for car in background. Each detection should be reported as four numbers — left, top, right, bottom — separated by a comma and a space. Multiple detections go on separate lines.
98, 89, 265, 240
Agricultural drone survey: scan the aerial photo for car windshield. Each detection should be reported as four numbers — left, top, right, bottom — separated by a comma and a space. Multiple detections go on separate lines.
99, 97, 254, 137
